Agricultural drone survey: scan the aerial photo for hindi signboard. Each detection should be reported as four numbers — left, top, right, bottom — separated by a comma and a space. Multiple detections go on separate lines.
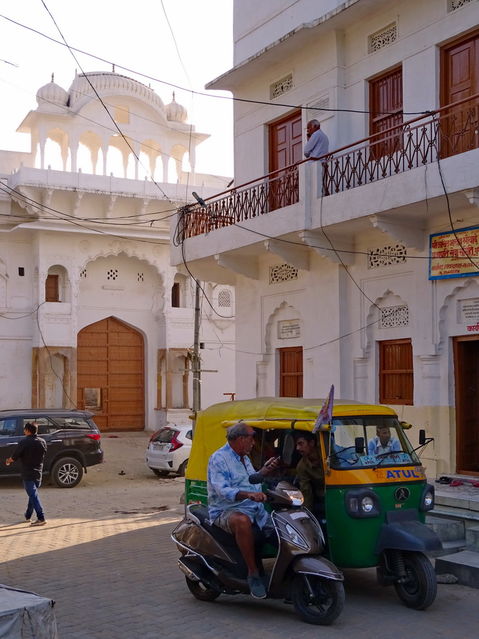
429, 225, 479, 280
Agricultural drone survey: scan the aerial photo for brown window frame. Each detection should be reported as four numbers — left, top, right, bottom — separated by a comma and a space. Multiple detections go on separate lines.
379, 338, 413, 405
369, 66, 403, 159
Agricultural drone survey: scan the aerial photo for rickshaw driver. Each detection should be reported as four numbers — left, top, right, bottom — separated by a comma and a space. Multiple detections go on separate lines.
295, 432, 325, 516
207, 422, 280, 599
368, 425, 401, 456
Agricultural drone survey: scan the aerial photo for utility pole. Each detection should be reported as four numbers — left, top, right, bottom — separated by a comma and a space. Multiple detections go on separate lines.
192, 278, 201, 414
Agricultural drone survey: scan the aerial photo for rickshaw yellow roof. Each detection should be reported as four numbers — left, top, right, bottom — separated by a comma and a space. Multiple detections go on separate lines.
186, 397, 397, 481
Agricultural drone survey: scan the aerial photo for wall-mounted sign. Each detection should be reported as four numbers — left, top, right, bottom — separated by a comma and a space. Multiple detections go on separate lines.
458, 298, 479, 324
278, 319, 301, 339
429, 225, 479, 280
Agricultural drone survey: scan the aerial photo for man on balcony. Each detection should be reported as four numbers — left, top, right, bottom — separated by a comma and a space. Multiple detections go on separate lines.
304, 119, 329, 195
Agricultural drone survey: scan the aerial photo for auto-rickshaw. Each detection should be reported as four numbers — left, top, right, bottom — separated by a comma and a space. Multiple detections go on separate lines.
184, 397, 442, 610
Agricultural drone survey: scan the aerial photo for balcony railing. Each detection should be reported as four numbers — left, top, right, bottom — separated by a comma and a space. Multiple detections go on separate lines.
179, 94, 479, 240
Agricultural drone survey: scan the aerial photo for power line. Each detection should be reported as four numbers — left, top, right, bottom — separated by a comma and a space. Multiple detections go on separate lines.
1, 13, 436, 117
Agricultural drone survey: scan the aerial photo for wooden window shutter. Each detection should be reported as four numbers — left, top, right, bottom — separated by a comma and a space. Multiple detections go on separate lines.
379, 338, 413, 405
45, 274, 59, 302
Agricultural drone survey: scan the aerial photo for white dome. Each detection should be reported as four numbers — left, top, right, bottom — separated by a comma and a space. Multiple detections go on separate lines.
36, 77, 68, 111
166, 93, 188, 123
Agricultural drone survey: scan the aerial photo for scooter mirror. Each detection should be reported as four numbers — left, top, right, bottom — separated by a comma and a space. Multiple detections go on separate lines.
419, 429, 426, 446
355, 437, 365, 454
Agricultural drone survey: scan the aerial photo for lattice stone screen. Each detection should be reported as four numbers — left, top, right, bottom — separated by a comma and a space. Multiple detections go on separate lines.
368, 244, 407, 268
368, 23, 397, 53
269, 264, 299, 284
380, 304, 409, 328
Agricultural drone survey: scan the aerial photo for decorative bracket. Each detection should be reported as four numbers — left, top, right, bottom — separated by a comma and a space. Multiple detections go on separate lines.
299, 230, 354, 265
214, 253, 259, 280
264, 239, 309, 271
369, 214, 425, 251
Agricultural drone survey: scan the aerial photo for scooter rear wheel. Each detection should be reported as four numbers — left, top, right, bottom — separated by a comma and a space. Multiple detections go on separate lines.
291, 574, 345, 625
185, 576, 221, 602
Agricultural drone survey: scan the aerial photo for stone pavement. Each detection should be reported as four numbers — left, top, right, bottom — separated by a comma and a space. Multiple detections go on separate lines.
1, 434, 479, 638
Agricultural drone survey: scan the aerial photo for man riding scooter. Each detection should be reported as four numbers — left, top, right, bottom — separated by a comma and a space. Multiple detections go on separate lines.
207, 421, 280, 599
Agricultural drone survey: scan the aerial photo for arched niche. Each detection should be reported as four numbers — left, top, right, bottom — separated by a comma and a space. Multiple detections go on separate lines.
45, 265, 71, 303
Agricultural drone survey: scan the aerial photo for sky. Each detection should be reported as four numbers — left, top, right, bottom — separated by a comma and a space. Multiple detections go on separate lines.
0, 0, 234, 177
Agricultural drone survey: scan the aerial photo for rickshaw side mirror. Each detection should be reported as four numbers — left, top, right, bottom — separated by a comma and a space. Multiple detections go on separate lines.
419, 429, 426, 446
355, 437, 365, 454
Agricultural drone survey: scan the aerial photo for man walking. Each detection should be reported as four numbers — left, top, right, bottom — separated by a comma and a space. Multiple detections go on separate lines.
6, 422, 47, 526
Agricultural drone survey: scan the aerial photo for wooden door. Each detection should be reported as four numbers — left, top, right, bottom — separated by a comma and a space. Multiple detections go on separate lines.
269, 111, 302, 210
369, 67, 403, 159
441, 32, 479, 157
454, 336, 479, 475
379, 339, 413, 405
279, 346, 303, 397
77, 317, 145, 431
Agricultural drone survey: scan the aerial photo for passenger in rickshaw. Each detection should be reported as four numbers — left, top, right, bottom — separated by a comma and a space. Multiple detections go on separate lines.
295, 432, 325, 518
368, 425, 401, 456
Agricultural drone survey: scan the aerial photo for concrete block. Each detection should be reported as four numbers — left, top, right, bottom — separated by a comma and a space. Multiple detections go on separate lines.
436, 550, 479, 589
426, 515, 464, 542
465, 526, 479, 551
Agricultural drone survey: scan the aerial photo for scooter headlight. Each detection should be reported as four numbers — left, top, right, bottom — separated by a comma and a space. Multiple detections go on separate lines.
284, 490, 304, 506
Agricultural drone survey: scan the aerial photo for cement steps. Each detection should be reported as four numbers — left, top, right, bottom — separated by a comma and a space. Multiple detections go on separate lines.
425, 483, 479, 588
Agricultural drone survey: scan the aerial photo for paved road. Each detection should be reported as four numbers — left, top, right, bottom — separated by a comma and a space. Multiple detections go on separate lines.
1, 434, 478, 638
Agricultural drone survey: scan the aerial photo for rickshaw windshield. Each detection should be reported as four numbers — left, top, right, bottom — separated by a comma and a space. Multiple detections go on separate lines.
328, 415, 420, 470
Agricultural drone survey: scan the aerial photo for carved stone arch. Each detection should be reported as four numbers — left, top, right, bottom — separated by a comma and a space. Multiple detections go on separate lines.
79, 247, 165, 284
438, 277, 479, 353
257, 300, 303, 396
363, 288, 407, 357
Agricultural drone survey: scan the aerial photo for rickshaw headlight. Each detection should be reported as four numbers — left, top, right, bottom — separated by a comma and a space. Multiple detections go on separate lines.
420, 484, 435, 511
361, 496, 374, 513
345, 489, 380, 518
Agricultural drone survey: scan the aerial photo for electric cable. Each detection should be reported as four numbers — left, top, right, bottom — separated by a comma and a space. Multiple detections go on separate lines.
1, 13, 438, 117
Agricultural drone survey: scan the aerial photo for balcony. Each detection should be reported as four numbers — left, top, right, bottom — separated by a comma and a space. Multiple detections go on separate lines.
179, 95, 478, 235
172, 95, 479, 278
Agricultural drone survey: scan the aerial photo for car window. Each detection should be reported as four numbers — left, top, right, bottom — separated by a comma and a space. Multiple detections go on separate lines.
152, 428, 177, 443
52, 416, 92, 429
22, 417, 58, 435
0, 418, 17, 436
185, 430, 192, 440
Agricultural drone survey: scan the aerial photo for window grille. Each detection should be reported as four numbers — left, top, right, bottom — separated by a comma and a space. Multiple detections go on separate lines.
106, 268, 119, 281
448, 0, 474, 12
270, 73, 294, 100
269, 264, 299, 284
368, 23, 397, 53
380, 305, 409, 329
368, 244, 407, 268
218, 289, 231, 308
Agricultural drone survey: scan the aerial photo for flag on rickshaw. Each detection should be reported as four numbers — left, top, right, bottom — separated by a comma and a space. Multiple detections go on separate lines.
312, 384, 334, 433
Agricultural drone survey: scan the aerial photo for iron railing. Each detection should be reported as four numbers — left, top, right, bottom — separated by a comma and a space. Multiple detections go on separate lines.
180, 94, 479, 240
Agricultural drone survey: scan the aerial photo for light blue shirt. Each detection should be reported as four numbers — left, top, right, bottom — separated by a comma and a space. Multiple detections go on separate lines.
304, 128, 329, 159
207, 442, 269, 528
368, 437, 401, 456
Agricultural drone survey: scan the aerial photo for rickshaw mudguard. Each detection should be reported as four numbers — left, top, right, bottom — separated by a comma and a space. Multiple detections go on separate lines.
292, 555, 344, 581
375, 519, 442, 554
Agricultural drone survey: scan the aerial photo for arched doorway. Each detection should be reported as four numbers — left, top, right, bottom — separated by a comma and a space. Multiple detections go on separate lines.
77, 317, 145, 431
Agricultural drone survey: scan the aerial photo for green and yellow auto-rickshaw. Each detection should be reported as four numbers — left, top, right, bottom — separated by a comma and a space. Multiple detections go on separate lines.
185, 397, 441, 610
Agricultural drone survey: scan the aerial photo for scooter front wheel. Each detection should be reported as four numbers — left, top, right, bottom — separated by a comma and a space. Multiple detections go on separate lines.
393, 551, 437, 610
185, 576, 221, 602
291, 574, 345, 625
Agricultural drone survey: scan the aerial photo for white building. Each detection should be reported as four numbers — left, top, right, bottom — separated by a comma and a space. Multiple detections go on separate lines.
171, 0, 479, 477
0, 71, 235, 432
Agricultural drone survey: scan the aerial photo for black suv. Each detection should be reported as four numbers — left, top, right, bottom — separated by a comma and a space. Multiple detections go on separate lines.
0, 409, 103, 488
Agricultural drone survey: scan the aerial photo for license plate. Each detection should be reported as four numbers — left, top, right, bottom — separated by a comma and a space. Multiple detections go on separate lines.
153, 442, 169, 451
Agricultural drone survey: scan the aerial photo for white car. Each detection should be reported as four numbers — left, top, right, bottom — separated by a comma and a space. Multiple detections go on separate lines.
145, 424, 192, 476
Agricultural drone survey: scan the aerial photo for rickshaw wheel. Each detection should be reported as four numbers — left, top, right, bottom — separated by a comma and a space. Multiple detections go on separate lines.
393, 551, 437, 610
185, 576, 221, 602
291, 574, 345, 625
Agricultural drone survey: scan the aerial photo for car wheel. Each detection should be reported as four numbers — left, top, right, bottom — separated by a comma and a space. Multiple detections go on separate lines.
177, 460, 188, 477
150, 468, 169, 477
51, 457, 83, 488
